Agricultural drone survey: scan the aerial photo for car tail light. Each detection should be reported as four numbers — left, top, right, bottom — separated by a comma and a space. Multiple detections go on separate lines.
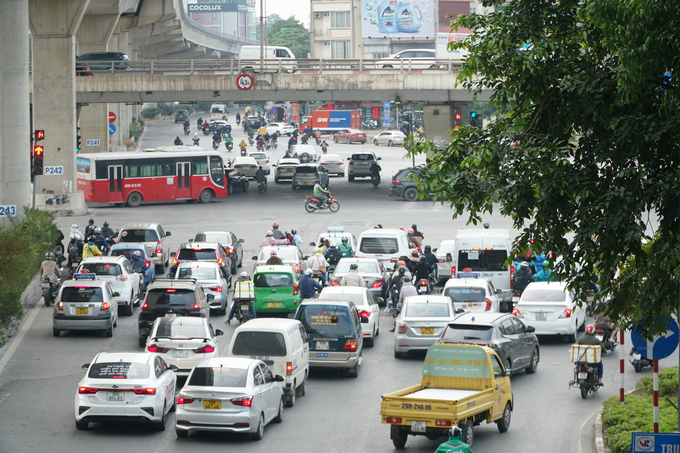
101, 302, 111, 311
390, 257, 398, 263
231, 396, 253, 407
155, 242, 162, 254
177, 394, 194, 404
78, 387, 98, 394
435, 420, 452, 427
510, 266, 514, 289
147, 345, 169, 353
485, 298, 492, 311
141, 302, 149, 310
193, 345, 215, 354
172, 258, 178, 265
145, 259, 150, 269
451, 265, 456, 277
371, 279, 383, 288
116, 274, 127, 281
559, 308, 572, 318
57, 301, 64, 311
397, 323, 407, 334
294, 264, 301, 273
320, 162, 327, 166
217, 258, 223, 265
343, 339, 357, 351
358, 310, 371, 318
167, 289, 176, 293
133, 388, 156, 395
385, 417, 402, 424
330, 279, 340, 286
209, 286, 223, 292
286, 362, 293, 375
189, 303, 201, 310
349, 161, 354, 165
513, 307, 523, 318
292, 282, 299, 296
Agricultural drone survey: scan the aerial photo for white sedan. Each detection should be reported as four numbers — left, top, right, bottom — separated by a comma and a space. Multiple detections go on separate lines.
231, 156, 259, 178
75, 352, 177, 430
318, 154, 345, 176
175, 357, 284, 439
373, 130, 407, 147
146, 317, 223, 377
318, 286, 380, 346
513, 281, 587, 342
248, 151, 273, 174
78, 255, 143, 316
265, 122, 295, 136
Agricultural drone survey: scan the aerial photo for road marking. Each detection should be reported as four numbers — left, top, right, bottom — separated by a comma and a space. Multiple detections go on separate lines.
0, 302, 42, 377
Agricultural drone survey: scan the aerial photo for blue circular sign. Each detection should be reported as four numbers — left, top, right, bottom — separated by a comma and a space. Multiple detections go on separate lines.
631, 318, 679, 360
271, 107, 277, 114
108, 124, 116, 135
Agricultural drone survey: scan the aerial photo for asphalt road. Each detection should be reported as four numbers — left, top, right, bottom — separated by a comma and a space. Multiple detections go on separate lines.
0, 111, 675, 453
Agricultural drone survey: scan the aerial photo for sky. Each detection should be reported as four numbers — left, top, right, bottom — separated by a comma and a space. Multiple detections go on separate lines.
258, 0, 311, 27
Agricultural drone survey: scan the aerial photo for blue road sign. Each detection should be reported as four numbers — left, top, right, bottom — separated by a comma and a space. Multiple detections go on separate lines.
271, 107, 277, 114
108, 124, 116, 135
631, 318, 679, 360
631, 432, 680, 453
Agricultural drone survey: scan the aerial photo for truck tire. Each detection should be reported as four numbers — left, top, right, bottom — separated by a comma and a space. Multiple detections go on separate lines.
496, 402, 512, 433
460, 419, 474, 446
391, 425, 407, 449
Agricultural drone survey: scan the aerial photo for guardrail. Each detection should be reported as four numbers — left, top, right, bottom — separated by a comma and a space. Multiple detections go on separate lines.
71, 58, 464, 76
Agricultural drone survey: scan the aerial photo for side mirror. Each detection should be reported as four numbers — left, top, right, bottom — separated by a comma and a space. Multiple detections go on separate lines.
215, 329, 224, 336
303, 256, 309, 260
408, 243, 415, 249
150, 252, 157, 257
360, 317, 369, 323
207, 294, 215, 302
113, 292, 121, 297
166, 232, 172, 237
433, 248, 438, 253
251, 255, 258, 260
527, 326, 536, 333
505, 369, 512, 376
496, 288, 503, 294
346, 157, 350, 161
274, 375, 285, 382
455, 308, 466, 314
81, 363, 90, 370
446, 253, 452, 263
378, 157, 382, 160
239, 239, 244, 243
170, 252, 177, 258
308, 242, 316, 246
169, 364, 179, 372
389, 308, 400, 317
374, 297, 384, 305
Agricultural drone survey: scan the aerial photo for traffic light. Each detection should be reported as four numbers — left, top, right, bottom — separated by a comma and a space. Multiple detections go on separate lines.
32, 144, 44, 175
455, 113, 462, 120
470, 111, 481, 127
76, 127, 82, 153
35, 130, 45, 141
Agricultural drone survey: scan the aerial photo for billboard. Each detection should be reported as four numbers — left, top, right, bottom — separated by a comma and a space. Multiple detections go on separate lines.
187, 2, 248, 13
311, 111, 353, 129
361, 0, 435, 39
435, 33, 472, 59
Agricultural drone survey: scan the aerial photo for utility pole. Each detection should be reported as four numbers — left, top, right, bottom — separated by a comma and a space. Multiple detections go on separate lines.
260, 0, 264, 71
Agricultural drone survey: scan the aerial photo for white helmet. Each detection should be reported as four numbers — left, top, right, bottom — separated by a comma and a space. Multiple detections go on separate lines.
240, 271, 248, 278
330, 242, 337, 247
71, 224, 78, 229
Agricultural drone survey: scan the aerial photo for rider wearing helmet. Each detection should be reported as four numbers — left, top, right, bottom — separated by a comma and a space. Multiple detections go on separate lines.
388, 265, 412, 310
299, 268, 323, 301
261, 230, 274, 247
307, 247, 329, 285
70, 224, 83, 241
513, 261, 535, 294
338, 237, 353, 258
577, 324, 608, 383
226, 271, 257, 324
40, 252, 61, 284
271, 222, 285, 240
291, 228, 303, 249
324, 242, 342, 267
266, 249, 284, 265
434, 426, 473, 453
340, 263, 364, 287
82, 236, 102, 259
93, 227, 109, 253
100, 221, 114, 241
129, 249, 146, 274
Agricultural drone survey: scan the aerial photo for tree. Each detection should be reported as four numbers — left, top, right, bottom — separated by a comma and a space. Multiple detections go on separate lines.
266, 16, 310, 59
411, 0, 680, 336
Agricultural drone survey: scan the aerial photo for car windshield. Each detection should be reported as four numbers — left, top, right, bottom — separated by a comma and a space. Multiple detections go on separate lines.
319, 292, 364, 306
351, 154, 374, 161
178, 266, 217, 280
120, 229, 159, 242
176, 248, 218, 261
440, 324, 494, 342
259, 248, 298, 262
334, 261, 378, 274
211, 107, 224, 114
359, 237, 399, 254
404, 303, 451, 318
61, 286, 104, 302
444, 287, 486, 302
231, 332, 287, 357
298, 306, 353, 337
250, 153, 266, 159
521, 289, 566, 302
153, 319, 207, 338
254, 273, 293, 288
457, 250, 508, 272
80, 263, 122, 276
188, 367, 248, 388
295, 166, 317, 174
438, 243, 456, 255
195, 233, 231, 246
145, 289, 196, 307
88, 362, 150, 379
110, 248, 145, 260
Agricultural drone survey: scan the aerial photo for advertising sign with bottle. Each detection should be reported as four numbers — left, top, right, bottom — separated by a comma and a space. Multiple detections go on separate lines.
361, 0, 435, 39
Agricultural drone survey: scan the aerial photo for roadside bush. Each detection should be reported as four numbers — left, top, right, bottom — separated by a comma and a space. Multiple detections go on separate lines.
602, 367, 679, 453
140, 107, 159, 119
157, 103, 176, 117
0, 209, 58, 347
129, 122, 142, 141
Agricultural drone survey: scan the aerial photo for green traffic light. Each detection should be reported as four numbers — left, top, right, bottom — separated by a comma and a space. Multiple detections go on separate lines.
470, 112, 477, 118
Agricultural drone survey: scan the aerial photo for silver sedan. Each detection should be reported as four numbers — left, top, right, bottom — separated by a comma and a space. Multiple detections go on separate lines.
329, 257, 390, 300
394, 295, 457, 358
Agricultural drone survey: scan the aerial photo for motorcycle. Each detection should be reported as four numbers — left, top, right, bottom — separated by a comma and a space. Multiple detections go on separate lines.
416, 277, 432, 295
304, 193, 340, 213
371, 173, 380, 188
236, 119, 241, 126
569, 361, 602, 399
202, 126, 210, 136
67, 255, 82, 278
257, 143, 264, 151
240, 148, 247, 157
257, 180, 267, 193
212, 141, 219, 150
248, 137, 254, 146
265, 142, 271, 150
225, 142, 233, 152
234, 299, 253, 324
192, 138, 200, 146
630, 347, 653, 372
271, 140, 278, 150
42, 276, 59, 307
594, 327, 617, 352
183, 126, 190, 136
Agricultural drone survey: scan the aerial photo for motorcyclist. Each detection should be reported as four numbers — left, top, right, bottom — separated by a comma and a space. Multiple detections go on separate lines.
261, 230, 274, 247
85, 219, 96, 237
129, 250, 146, 274
535, 261, 553, 282
82, 237, 102, 259
320, 140, 328, 153
288, 136, 296, 150
338, 237, 353, 258
434, 426, 473, 453
577, 324, 608, 384
414, 254, 433, 283
174, 136, 183, 146
313, 181, 330, 207
299, 268, 323, 302
67, 233, 84, 259
212, 130, 221, 147
318, 166, 330, 189
265, 249, 284, 265
341, 264, 364, 287
307, 248, 329, 285
69, 224, 83, 241
422, 245, 438, 277
369, 161, 382, 182
197, 117, 203, 129
406, 250, 421, 273
255, 166, 267, 188
235, 112, 241, 123
93, 228, 109, 253
291, 228, 303, 249
191, 134, 200, 146
226, 271, 257, 325
388, 264, 411, 310
202, 120, 209, 133
593, 302, 617, 345
271, 222, 285, 240
324, 242, 342, 268
239, 138, 248, 151
407, 228, 423, 248
224, 133, 233, 147
300, 135, 309, 145
256, 136, 265, 151
183, 119, 190, 132
513, 261, 535, 294
398, 277, 418, 307
100, 221, 114, 242
411, 223, 424, 242
40, 252, 61, 286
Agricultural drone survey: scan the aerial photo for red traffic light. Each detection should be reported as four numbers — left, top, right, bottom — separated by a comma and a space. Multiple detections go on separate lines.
455, 113, 462, 120
35, 130, 45, 141
34, 145, 44, 156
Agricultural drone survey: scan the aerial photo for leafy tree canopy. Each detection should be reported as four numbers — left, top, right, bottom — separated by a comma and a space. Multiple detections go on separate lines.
412, 0, 680, 336
266, 17, 310, 59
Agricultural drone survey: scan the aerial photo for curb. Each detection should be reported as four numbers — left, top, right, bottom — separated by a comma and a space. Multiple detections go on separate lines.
595, 413, 607, 453
3, 274, 41, 343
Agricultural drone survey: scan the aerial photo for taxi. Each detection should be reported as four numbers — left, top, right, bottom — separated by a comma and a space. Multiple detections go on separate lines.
252, 265, 300, 316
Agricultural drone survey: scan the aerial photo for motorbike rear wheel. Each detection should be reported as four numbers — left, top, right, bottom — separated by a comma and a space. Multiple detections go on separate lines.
304, 201, 316, 213
43, 289, 51, 307
329, 201, 340, 212
580, 384, 589, 399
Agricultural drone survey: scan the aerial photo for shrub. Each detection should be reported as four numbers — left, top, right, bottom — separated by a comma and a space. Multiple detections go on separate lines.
140, 107, 159, 119
129, 122, 141, 141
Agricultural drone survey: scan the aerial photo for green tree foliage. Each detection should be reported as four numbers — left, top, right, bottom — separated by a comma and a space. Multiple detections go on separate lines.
0, 209, 58, 347
411, 0, 680, 335
266, 17, 310, 59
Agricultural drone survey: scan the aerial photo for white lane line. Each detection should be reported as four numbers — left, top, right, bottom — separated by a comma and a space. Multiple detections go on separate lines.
0, 303, 42, 377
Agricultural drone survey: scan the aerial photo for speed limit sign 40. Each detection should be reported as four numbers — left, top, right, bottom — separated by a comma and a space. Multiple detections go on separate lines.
236, 73, 254, 91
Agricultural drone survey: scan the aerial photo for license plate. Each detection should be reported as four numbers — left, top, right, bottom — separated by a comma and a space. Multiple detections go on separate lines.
41, 283, 50, 289
536, 312, 547, 321
316, 341, 329, 350
316, 353, 328, 357
72, 263, 78, 268
107, 391, 124, 401
595, 334, 604, 341
285, 169, 293, 172
173, 350, 189, 358
578, 372, 588, 379
420, 327, 434, 335
204, 400, 221, 410
633, 353, 641, 360
241, 303, 250, 310
76, 307, 89, 315
411, 420, 427, 433
267, 302, 279, 308
302, 182, 309, 185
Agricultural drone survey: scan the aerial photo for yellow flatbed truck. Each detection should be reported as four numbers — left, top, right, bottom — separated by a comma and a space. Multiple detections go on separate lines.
380, 344, 513, 449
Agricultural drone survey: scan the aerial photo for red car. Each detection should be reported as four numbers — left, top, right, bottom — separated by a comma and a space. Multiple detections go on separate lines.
333, 129, 366, 145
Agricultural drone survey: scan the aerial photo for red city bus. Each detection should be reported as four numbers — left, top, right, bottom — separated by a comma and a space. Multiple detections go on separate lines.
77, 147, 228, 207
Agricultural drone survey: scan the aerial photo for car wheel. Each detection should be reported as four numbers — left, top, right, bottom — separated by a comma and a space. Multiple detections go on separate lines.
333, 136, 338, 143
373, 139, 378, 146
391, 425, 407, 449
139, 336, 146, 348
105, 324, 113, 338
170, 396, 177, 412
53, 328, 60, 337
273, 397, 284, 423
403, 188, 417, 201
153, 404, 167, 431
347, 358, 360, 378
496, 402, 512, 433
75, 420, 89, 430
244, 181, 250, 192
176, 429, 188, 438
365, 328, 375, 347
382, 65, 394, 68
567, 332, 577, 343
578, 318, 586, 332
285, 387, 296, 407
295, 380, 306, 397
251, 413, 265, 440
348, 175, 355, 181
361, 141, 365, 144
274, 176, 280, 183
126, 192, 142, 208
346, 138, 351, 145
199, 189, 214, 204
394, 349, 402, 359
388, 140, 393, 147
227, 183, 234, 194
526, 348, 539, 374
505, 358, 512, 376
460, 418, 474, 446
340, 173, 344, 177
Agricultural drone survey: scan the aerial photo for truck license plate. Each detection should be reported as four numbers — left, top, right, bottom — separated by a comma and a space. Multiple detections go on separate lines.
578, 372, 588, 379
411, 420, 427, 433
536, 312, 547, 321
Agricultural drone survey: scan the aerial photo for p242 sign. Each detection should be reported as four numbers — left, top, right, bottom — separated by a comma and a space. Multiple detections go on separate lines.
0, 205, 17, 217
44, 166, 64, 175
236, 73, 254, 91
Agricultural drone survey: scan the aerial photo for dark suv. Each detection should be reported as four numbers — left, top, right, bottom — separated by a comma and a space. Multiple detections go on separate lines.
76, 52, 130, 71
169, 242, 232, 277
391, 167, 431, 201
137, 278, 211, 347
175, 110, 189, 123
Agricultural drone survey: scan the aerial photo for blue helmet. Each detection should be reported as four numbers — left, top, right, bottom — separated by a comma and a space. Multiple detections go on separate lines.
304, 269, 313, 276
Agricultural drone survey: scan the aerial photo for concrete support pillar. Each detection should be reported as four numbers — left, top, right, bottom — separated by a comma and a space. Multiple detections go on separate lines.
423, 104, 454, 149
109, 30, 130, 150
0, 0, 31, 222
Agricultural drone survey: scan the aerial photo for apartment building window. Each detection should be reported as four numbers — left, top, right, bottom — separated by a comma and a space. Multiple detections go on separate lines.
330, 11, 350, 28
331, 41, 351, 58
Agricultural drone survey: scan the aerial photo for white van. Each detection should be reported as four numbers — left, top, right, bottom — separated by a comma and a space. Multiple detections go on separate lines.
238, 46, 297, 72
356, 228, 413, 268
210, 103, 227, 121
452, 229, 513, 292
227, 318, 309, 407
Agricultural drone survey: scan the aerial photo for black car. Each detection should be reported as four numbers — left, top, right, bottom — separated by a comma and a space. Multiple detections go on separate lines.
225, 169, 249, 193
76, 52, 130, 71
245, 117, 264, 129
193, 230, 245, 273
175, 110, 189, 123
437, 312, 540, 375
137, 278, 211, 347
168, 242, 232, 279
391, 167, 432, 201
